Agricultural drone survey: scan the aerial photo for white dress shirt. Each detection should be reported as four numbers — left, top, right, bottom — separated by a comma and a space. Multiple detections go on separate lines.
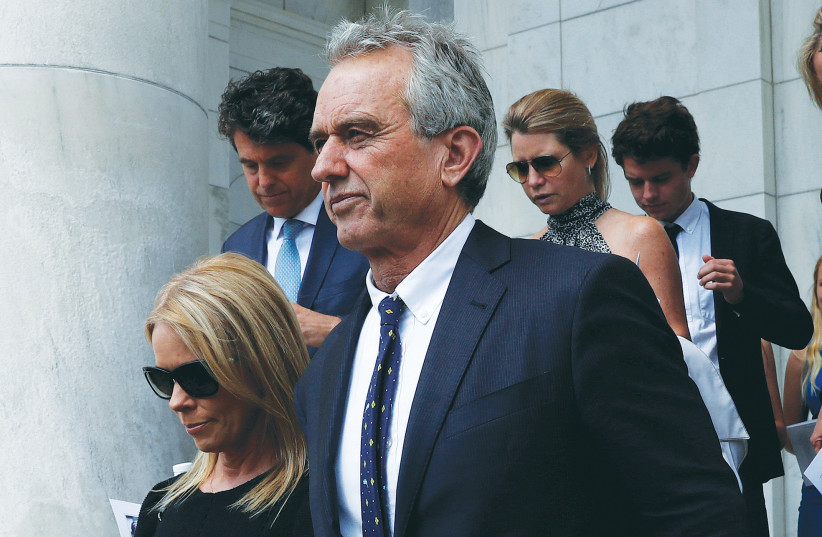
670, 197, 749, 484
265, 192, 324, 278
335, 214, 476, 537
670, 196, 718, 366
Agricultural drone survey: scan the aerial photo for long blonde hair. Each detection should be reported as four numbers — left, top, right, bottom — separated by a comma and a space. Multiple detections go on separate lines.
144, 253, 309, 517
802, 255, 822, 398
502, 88, 610, 200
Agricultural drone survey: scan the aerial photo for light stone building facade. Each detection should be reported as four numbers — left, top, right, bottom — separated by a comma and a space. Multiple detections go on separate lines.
0, 0, 819, 535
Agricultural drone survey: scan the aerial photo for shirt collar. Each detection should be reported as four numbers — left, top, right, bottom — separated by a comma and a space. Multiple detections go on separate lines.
365, 214, 476, 325
671, 195, 704, 234
271, 191, 323, 238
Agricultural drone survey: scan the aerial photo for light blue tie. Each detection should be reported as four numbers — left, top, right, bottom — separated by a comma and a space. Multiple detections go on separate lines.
275, 219, 302, 302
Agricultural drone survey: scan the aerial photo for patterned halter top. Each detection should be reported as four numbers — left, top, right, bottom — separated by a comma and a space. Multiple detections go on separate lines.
540, 191, 612, 254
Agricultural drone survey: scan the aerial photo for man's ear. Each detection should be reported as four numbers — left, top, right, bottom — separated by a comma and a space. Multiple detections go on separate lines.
685, 153, 700, 178
439, 126, 483, 187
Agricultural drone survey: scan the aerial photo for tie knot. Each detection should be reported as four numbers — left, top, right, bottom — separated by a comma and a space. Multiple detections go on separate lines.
282, 219, 302, 240
378, 295, 406, 327
663, 221, 682, 239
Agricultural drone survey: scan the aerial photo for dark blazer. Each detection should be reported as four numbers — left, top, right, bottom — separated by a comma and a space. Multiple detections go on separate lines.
704, 199, 812, 483
295, 220, 747, 537
222, 207, 370, 355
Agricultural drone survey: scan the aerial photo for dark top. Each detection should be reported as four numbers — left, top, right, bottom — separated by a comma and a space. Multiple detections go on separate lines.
133, 472, 313, 537
540, 192, 612, 253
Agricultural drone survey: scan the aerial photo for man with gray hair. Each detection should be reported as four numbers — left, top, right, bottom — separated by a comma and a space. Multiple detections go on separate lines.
295, 10, 746, 537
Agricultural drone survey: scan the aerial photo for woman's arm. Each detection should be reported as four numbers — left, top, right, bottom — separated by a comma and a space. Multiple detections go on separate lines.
783, 349, 809, 453
761, 340, 787, 449
614, 217, 691, 340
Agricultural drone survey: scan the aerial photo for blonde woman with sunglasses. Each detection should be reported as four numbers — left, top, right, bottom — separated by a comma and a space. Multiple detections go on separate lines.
135, 253, 312, 537
503, 89, 689, 339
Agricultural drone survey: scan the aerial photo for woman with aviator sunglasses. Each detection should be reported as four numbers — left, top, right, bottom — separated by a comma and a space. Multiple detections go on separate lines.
134, 253, 312, 537
502, 88, 689, 339
502, 89, 748, 488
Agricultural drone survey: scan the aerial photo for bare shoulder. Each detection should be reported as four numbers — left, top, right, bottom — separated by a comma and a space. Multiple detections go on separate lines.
598, 209, 667, 256
529, 225, 547, 240
789, 348, 808, 365
786, 349, 807, 376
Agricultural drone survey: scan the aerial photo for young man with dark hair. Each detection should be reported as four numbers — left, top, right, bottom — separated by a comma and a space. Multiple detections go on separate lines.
613, 95, 812, 537
219, 68, 368, 353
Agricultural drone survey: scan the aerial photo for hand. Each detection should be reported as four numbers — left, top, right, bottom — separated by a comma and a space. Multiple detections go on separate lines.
698, 255, 744, 305
291, 303, 341, 348
812, 418, 822, 454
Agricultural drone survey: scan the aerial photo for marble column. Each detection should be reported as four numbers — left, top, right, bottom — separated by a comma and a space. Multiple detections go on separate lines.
0, 1, 209, 534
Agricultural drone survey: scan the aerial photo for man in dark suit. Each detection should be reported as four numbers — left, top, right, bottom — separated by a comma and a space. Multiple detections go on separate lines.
295, 11, 746, 537
218, 68, 368, 353
613, 96, 813, 537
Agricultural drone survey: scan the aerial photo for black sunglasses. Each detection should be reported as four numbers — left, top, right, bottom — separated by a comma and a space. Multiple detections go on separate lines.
142, 360, 220, 399
505, 151, 573, 183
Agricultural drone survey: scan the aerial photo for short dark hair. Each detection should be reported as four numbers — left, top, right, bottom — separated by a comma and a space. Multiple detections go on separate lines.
611, 96, 700, 170
218, 68, 317, 152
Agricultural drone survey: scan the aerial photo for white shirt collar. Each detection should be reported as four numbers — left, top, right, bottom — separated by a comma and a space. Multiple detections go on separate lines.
365, 214, 476, 325
672, 194, 705, 235
271, 191, 323, 238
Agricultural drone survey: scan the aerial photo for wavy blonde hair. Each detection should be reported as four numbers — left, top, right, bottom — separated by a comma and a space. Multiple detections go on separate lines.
144, 253, 309, 517
502, 88, 610, 200
798, 6, 822, 110
802, 255, 822, 399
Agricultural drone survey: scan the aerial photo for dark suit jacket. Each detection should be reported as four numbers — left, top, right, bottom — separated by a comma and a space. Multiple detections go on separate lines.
295, 220, 747, 537
704, 199, 812, 483
222, 207, 369, 355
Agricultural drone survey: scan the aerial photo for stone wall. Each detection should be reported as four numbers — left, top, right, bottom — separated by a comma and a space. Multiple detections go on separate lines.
0, 1, 209, 534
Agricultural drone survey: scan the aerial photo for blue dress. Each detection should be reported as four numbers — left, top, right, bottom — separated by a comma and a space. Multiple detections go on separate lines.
799, 365, 822, 537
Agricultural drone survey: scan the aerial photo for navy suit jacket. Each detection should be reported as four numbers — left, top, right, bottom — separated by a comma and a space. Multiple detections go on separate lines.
222, 207, 369, 355
295, 220, 747, 537
703, 199, 812, 483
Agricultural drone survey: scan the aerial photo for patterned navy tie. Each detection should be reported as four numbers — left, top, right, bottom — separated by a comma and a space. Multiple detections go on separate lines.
274, 219, 302, 302
361, 295, 406, 537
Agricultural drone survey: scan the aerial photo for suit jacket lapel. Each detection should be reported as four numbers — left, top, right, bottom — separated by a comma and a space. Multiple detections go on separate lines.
316, 290, 371, 531
704, 200, 731, 352
299, 207, 337, 309
393, 221, 509, 537
251, 212, 271, 266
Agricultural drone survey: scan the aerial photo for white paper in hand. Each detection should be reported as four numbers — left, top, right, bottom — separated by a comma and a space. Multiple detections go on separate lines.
804, 448, 822, 494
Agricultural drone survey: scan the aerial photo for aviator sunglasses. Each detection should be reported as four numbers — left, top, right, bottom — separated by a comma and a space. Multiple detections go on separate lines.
505, 150, 572, 183
142, 360, 220, 399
